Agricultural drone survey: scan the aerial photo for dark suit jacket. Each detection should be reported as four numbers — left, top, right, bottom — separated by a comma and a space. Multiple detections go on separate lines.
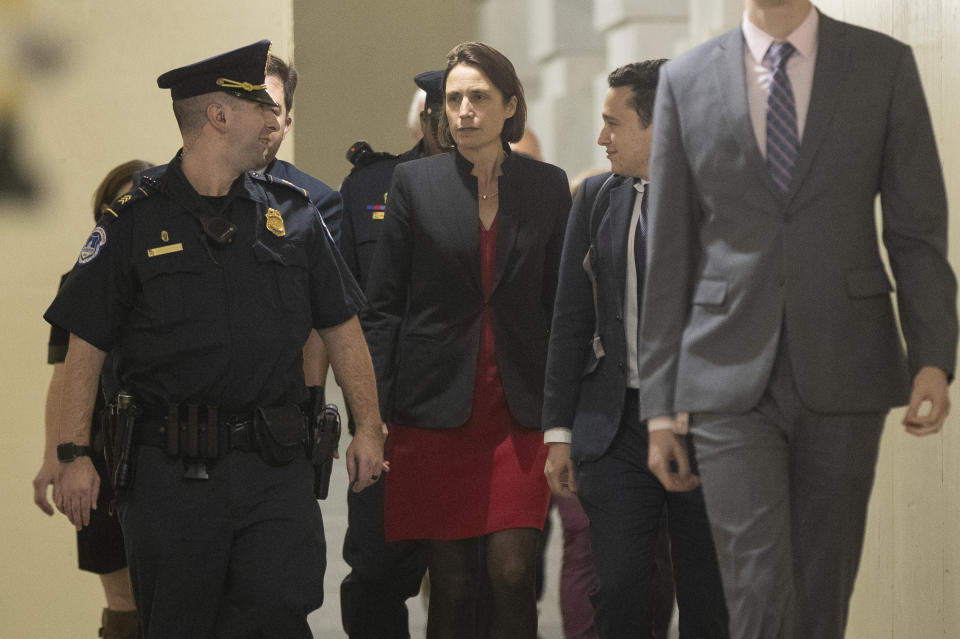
362, 149, 571, 429
542, 173, 641, 462
639, 11, 957, 421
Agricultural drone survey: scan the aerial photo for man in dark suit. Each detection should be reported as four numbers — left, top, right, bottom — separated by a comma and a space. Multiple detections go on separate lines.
542, 60, 728, 638
639, 2, 957, 637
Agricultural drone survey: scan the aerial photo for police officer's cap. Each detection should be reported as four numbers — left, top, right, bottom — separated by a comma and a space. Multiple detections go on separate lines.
157, 40, 277, 107
414, 70, 445, 118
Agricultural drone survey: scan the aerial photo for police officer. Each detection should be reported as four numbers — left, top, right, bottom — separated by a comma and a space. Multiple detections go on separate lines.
337, 70, 447, 639
46, 40, 386, 638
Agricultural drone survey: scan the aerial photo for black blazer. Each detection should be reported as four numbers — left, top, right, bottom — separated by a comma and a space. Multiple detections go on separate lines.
362, 149, 571, 429
542, 173, 639, 462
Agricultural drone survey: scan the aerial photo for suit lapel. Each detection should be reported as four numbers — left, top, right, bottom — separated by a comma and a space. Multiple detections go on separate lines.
450, 152, 482, 292
493, 171, 518, 293
603, 179, 636, 308
785, 11, 847, 204
713, 29, 782, 199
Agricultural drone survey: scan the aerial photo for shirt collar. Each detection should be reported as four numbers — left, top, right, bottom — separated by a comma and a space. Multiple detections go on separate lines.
742, 4, 819, 65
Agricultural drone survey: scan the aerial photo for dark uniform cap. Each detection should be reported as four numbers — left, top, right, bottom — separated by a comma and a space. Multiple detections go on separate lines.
156, 39, 277, 107
414, 70, 445, 118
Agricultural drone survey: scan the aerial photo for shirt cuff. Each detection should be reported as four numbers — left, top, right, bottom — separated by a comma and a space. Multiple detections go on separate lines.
543, 427, 572, 444
647, 419, 674, 432
647, 413, 690, 435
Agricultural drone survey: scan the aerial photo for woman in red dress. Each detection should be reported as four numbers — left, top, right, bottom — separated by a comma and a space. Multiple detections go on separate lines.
362, 42, 571, 638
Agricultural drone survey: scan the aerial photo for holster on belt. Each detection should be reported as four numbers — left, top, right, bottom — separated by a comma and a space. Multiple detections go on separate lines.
102, 391, 140, 505
305, 385, 341, 499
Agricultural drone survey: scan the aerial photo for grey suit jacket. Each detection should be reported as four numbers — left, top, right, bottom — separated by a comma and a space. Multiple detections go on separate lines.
542, 173, 640, 462
639, 11, 957, 421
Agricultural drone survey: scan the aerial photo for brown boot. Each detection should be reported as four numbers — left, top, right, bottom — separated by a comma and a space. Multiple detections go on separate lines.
98, 608, 138, 639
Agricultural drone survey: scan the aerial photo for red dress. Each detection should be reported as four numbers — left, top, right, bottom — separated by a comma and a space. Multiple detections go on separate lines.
383, 217, 551, 542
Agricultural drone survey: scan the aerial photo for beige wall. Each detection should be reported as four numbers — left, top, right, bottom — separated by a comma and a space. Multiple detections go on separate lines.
810, 1, 960, 637
0, 2, 293, 635
4, 1, 957, 636
291, 1, 475, 186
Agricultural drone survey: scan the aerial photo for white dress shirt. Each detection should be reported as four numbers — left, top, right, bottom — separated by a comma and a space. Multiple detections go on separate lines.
544, 179, 646, 445
742, 5, 819, 154
625, 180, 646, 390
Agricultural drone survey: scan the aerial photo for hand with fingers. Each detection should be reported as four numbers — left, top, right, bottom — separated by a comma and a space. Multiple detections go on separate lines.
53, 457, 100, 530
647, 415, 700, 493
32, 456, 59, 516
903, 366, 951, 436
346, 422, 389, 492
544, 442, 577, 498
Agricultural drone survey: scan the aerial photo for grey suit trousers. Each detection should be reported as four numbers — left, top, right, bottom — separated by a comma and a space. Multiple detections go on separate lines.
691, 335, 884, 639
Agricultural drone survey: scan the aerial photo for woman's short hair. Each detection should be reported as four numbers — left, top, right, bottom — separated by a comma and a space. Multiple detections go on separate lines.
438, 41, 526, 149
93, 159, 154, 223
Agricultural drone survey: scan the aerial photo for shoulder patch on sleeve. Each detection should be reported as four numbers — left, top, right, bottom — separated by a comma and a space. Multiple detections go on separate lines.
77, 225, 108, 265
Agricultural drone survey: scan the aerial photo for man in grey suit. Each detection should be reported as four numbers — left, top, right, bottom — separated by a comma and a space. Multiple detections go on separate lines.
543, 60, 728, 638
639, 1, 957, 637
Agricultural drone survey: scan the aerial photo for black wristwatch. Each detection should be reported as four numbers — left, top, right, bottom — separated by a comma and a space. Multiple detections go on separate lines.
56, 443, 94, 462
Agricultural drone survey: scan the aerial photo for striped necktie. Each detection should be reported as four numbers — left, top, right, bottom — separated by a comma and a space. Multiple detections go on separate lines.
765, 41, 798, 192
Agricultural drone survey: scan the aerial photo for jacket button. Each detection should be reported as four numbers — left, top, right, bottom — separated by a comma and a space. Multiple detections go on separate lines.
618, 361, 625, 370
615, 313, 623, 322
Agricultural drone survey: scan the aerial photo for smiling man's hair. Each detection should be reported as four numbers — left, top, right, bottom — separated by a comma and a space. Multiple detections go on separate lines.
607, 59, 668, 127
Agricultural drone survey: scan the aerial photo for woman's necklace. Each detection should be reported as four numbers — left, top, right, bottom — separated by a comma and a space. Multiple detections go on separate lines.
478, 148, 503, 200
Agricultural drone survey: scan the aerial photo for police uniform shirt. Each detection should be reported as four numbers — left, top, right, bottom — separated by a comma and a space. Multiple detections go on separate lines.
339, 142, 423, 288
265, 158, 343, 244
44, 152, 363, 414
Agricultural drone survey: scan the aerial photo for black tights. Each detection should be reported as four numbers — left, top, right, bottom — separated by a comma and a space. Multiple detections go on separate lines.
425, 527, 539, 639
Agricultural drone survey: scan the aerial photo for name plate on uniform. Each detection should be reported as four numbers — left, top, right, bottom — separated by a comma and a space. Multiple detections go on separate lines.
147, 243, 184, 258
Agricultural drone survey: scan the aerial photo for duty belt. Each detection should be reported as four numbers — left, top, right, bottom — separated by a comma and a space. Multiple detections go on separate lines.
134, 402, 259, 459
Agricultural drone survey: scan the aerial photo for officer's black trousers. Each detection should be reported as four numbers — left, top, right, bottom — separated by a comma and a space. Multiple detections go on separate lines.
118, 447, 325, 638
341, 478, 428, 638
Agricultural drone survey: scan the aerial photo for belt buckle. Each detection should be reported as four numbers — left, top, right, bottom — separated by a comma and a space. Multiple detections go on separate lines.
183, 460, 209, 480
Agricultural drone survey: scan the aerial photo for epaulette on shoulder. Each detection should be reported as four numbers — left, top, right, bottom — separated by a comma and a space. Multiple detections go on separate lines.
99, 181, 153, 222
251, 171, 311, 200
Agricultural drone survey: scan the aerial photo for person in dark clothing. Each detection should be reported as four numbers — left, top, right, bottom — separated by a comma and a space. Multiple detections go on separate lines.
258, 53, 344, 409
362, 42, 571, 639
337, 68, 447, 639
34, 158, 152, 639
542, 61, 728, 638
45, 40, 386, 638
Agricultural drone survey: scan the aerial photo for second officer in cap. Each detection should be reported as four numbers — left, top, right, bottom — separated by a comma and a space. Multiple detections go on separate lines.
338, 69, 448, 639
46, 40, 387, 638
